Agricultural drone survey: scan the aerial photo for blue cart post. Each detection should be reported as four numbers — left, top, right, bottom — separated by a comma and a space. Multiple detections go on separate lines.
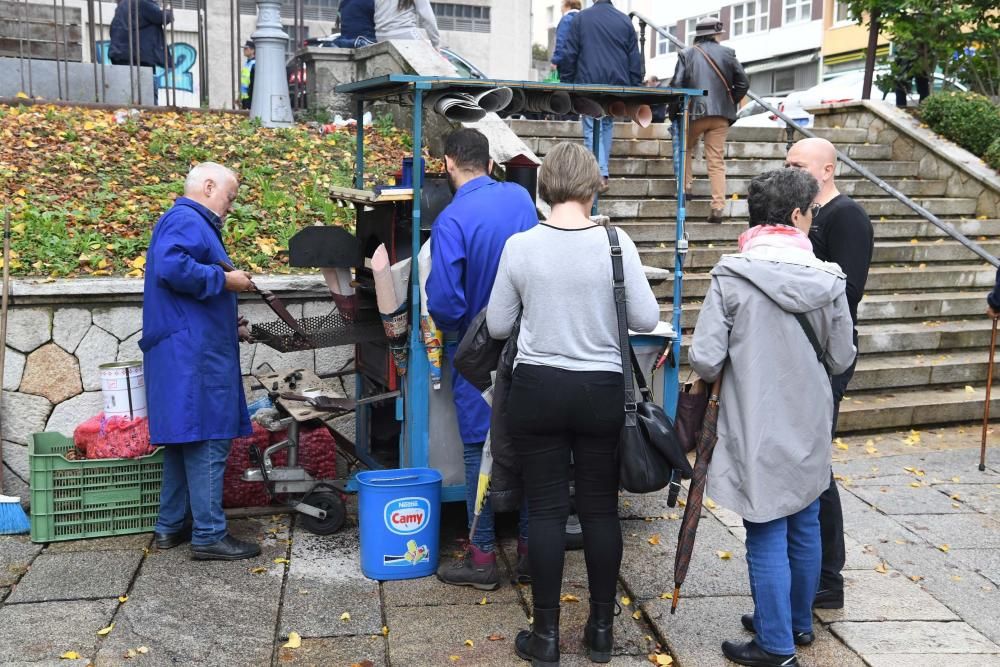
335, 75, 704, 502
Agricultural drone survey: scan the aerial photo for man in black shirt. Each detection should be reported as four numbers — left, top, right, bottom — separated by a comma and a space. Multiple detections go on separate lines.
786, 137, 874, 609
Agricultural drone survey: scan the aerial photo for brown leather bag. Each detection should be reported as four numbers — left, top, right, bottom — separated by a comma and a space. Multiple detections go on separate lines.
675, 377, 710, 453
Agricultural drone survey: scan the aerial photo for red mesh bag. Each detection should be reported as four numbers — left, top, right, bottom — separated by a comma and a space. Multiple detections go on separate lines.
223, 423, 284, 508
270, 425, 337, 481
75, 413, 154, 460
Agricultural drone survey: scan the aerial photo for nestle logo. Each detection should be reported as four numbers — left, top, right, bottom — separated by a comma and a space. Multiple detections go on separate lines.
384, 497, 431, 535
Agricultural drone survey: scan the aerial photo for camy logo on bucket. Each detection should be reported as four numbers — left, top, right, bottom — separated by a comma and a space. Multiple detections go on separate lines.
384, 497, 431, 535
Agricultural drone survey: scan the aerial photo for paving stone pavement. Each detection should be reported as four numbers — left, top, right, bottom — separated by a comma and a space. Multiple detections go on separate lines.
1, 427, 999, 665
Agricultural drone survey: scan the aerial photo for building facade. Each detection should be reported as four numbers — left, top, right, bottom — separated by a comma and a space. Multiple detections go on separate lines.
19, 0, 529, 109
820, 0, 889, 78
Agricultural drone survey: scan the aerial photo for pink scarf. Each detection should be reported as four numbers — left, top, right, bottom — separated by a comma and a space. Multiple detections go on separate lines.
737, 225, 813, 254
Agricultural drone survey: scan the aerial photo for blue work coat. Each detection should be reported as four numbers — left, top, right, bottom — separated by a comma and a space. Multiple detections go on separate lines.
139, 197, 251, 445
560, 0, 644, 86
426, 176, 537, 444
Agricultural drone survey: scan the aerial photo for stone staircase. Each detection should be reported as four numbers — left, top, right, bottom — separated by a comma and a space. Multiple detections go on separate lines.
509, 118, 1000, 433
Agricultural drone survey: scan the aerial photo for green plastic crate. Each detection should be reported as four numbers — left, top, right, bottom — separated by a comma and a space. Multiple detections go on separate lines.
28, 432, 164, 543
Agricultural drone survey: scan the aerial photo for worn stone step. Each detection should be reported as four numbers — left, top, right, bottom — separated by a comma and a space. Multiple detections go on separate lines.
835, 385, 1000, 432
850, 350, 993, 392
658, 292, 990, 329
508, 119, 870, 144
650, 264, 996, 300
636, 239, 1000, 270
602, 197, 979, 220
856, 319, 994, 354
620, 219, 1000, 244
606, 157, 919, 178
606, 178, 948, 199
525, 136, 893, 160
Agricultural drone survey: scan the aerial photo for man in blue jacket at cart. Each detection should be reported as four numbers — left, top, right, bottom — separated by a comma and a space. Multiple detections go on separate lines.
140, 162, 261, 561
427, 129, 537, 591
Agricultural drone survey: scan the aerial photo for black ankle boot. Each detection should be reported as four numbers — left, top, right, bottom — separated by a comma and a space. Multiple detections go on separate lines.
583, 600, 615, 663
515, 606, 560, 666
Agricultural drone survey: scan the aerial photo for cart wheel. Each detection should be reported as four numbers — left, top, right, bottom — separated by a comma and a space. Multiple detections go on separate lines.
299, 492, 346, 535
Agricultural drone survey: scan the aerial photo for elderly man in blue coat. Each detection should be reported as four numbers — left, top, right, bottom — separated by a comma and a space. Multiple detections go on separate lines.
427, 129, 537, 591
141, 162, 261, 561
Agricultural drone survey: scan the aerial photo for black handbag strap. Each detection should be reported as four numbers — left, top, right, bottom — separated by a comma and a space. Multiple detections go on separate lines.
606, 226, 651, 425
793, 312, 832, 375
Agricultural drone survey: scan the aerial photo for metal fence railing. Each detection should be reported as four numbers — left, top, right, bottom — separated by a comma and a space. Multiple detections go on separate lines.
2, 0, 316, 112
629, 10, 999, 268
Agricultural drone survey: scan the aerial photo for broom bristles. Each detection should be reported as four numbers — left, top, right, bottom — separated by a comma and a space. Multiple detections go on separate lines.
0, 496, 30, 535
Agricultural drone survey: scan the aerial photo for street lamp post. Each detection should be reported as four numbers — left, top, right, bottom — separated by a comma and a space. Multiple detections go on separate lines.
249, 0, 294, 127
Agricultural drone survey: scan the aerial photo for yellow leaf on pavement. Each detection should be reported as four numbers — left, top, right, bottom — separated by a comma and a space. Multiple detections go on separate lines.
561, 594, 580, 602
464, 639, 474, 647
660, 592, 673, 599
97, 624, 114, 636
836, 442, 849, 451
478, 596, 487, 605
632, 610, 642, 620
910, 481, 922, 488
59, 651, 81, 660
654, 654, 674, 665
716, 550, 732, 560
704, 498, 717, 510
449, 656, 460, 662
875, 562, 888, 574
340, 612, 351, 621
249, 566, 267, 574
382, 626, 389, 636
274, 558, 289, 564
966, 385, 976, 393
938, 544, 950, 553
648, 534, 661, 546
282, 632, 302, 649
118, 595, 128, 603
621, 596, 631, 606
137, 647, 149, 655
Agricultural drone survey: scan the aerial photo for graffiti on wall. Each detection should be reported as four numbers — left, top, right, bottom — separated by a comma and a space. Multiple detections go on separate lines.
95, 41, 198, 93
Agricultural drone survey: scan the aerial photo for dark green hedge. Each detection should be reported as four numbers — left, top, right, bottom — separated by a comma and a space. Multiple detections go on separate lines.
986, 137, 1000, 172
920, 92, 1000, 158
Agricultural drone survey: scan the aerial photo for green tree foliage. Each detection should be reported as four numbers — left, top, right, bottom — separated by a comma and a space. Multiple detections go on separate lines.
845, 0, 1000, 99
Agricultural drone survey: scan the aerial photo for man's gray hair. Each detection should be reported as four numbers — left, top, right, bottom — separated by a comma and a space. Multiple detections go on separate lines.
747, 169, 819, 228
184, 162, 237, 194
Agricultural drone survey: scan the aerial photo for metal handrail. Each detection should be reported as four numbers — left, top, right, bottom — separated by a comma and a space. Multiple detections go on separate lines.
629, 11, 999, 268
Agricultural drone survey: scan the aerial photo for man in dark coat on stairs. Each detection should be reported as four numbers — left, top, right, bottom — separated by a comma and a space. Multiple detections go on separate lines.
786, 137, 874, 610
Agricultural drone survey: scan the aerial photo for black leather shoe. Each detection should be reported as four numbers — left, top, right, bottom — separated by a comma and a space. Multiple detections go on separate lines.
515, 606, 560, 666
191, 534, 261, 561
813, 588, 844, 609
722, 640, 798, 667
707, 208, 724, 224
740, 614, 814, 646
153, 525, 192, 550
583, 600, 616, 663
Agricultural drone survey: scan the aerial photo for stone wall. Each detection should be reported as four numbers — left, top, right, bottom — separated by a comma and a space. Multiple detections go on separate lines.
811, 101, 1000, 218
1, 275, 352, 484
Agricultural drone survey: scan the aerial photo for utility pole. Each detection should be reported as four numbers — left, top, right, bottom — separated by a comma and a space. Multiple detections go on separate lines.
249, 1, 294, 127
862, 8, 881, 100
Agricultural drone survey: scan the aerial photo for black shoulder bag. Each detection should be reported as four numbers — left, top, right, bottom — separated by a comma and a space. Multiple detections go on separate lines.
606, 226, 693, 498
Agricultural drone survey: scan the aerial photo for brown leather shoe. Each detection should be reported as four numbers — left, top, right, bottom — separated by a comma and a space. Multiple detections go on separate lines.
707, 209, 724, 223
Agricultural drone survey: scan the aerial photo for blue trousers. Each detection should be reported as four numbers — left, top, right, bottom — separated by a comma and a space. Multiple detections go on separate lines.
155, 439, 231, 546
582, 116, 614, 177
464, 440, 528, 552
744, 498, 821, 656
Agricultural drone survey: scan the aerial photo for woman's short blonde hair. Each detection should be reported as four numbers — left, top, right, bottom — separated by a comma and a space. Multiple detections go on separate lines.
537, 141, 603, 206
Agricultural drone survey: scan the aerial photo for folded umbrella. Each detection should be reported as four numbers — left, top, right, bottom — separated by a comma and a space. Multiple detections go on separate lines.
672, 374, 723, 613
468, 384, 495, 543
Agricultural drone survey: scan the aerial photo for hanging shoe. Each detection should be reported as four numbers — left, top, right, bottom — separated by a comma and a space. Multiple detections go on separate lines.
740, 614, 814, 646
721, 640, 798, 667
583, 599, 617, 663
436, 544, 500, 591
515, 606, 560, 666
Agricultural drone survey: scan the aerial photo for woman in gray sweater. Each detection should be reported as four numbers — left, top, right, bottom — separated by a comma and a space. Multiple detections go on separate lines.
374, 0, 440, 49
487, 142, 659, 666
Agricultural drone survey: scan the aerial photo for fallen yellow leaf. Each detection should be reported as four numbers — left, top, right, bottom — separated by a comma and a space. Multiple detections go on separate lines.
704, 498, 717, 510
910, 481, 922, 488
621, 596, 631, 606
875, 561, 888, 574
836, 442, 850, 451
274, 558, 289, 565
449, 656, 460, 662
137, 647, 149, 655
654, 654, 674, 665
340, 612, 351, 621
561, 594, 581, 602
716, 550, 732, 560
97, 624, 114, 636
648, 534, 661, 546
478, 596, 487, 605
910, 238, 919, 244
382, 626, 389, 636
249, 567, 267, 574
660, 592, 673, 599
938, 544, 950, 553
910, 575, 924, 582
464, 639, 474, 647
282, 632, 302, 649
59, 651, 81, 660
632, 610, 642, 620
966, 385, 976, 394
118, 595, 128, 603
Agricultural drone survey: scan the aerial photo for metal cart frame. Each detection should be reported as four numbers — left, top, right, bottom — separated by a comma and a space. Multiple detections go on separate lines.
335, 75, 705, 502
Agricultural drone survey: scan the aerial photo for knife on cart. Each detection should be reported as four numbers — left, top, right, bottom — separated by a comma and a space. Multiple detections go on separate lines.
217, 261, 312, 343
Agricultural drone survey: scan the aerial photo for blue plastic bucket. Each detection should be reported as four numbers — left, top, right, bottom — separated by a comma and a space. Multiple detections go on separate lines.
400, 157, 425, 187
356, 467, 442, 580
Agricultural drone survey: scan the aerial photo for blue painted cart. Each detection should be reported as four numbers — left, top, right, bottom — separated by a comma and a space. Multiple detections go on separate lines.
334, 75, 705, 502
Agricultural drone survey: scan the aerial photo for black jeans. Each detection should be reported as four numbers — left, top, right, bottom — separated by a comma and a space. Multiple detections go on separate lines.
507, 363, 624, 609
818, 334, 858, 592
